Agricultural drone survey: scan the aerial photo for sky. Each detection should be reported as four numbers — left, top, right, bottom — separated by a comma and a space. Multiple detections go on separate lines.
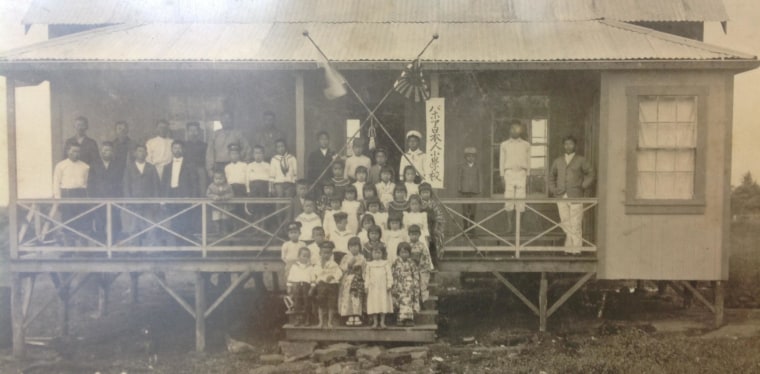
0, 0, 759, 204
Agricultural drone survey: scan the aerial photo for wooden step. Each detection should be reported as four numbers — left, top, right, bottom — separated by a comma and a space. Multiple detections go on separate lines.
415, 310, 438, 325
422, 295, 438, 310
284, 324, 437, 343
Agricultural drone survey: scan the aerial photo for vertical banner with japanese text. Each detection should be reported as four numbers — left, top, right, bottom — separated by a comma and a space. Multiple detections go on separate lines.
425, 97, 445, 189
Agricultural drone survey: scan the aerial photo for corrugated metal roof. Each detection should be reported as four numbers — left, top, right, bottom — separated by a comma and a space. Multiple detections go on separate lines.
22, 0, 729, 24
0, 20, 753, 64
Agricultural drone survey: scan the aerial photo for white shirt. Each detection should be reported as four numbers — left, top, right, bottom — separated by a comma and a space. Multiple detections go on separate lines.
564, 152, 575, 165
170, 157, 183, 188
53, 159, 90, 198
270, 153, 298, 183
246, 161, 270, 182
399, 149, 427, 181
146, 136, 173, 178
345, 155, 372, 180
287, 262, 313, 284
353, 181, 366, 200
281, 240, 306, 263
296, 212, 322, 241
328, 228, 353, 254
499, 138, 531, 175
135, 161, 146, 174
225, 161, 248, 186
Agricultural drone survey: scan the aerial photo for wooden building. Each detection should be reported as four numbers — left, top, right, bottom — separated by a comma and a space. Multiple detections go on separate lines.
1, 0, 757, 356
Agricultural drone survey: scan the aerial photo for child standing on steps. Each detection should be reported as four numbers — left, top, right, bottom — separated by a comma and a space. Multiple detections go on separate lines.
287, 247, 313, 326
281, 222, 306, 274
391, 242, 420, 326
311, 241, 342, 329
363, 224, 386, 262
338, 237, 366, 326
364, 245, 393, 329
408, 224, 434, 302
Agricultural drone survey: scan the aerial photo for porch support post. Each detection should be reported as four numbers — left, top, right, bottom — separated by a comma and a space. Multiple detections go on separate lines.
11, 273, 25, 357
195, 272, 207, 352
7, 78, 19, 258
539, 272, 548, 332
295, 72, 305, 178
714, 281, 724, 328
129, 272, 140, 304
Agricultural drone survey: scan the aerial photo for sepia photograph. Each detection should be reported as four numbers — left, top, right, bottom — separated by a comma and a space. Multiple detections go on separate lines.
1, 0, 759, 372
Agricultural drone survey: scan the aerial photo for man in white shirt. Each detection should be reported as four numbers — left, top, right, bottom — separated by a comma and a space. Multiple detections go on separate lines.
399, 130, 427, 182
53, 144, 90, 245
499, 120, 531, 230
146, 119, 174, 180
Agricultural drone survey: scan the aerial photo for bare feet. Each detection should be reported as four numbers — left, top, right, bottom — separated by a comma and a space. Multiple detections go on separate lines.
379, 322, 387, 329
315, 322, 324, 329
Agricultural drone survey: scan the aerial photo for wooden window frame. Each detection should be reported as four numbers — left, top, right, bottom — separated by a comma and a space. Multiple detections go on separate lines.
625, 86, 709, 215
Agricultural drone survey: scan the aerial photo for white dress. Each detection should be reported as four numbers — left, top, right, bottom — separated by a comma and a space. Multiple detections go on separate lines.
364, 260, 393, 314
403, 211, 430, 240
342, 200, 362, 235
384, 229, 409, 264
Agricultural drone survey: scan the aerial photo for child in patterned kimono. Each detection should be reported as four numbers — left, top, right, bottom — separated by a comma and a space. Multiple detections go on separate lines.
363, 224, 386, 261
419, 182, 445, 262
408, 224, 434, 302
403, 194, 429, 242
338, 237, 366, 326
364, 245, 393, 329
384, 214, 409, 264
391, 242, 420, 326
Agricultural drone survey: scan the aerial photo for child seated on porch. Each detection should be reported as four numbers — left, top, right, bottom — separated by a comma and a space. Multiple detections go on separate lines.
364, 244, 393, 329
338, 237, 367, 326
295, 199, 321, 242
330, 160, 351, 198
287, 247, 314, 326
327, 211, 352, 264
403, 194, 429, 243
342, 185, 361, 235
281, 222, 306, 273
206, 170, 234, 234
384, 214, 409, 264
402, 165, 420, 196
363, 224, 386, 259
353, 166, 368, 201
408, 224, 434, 302
357, 214, 376, 245
376, 166, 395, 208
311, 241, 342, 329
392, 242, 420, 327
387, 183, 410, 217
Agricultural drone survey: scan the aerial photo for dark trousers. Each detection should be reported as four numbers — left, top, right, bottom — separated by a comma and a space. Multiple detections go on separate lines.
60, 188, 89, 244
249, 181, 272, 230
273, 182, 295, 227
230, 183, 248, 222
290, 282, 312, 316
460, 192, 478, 232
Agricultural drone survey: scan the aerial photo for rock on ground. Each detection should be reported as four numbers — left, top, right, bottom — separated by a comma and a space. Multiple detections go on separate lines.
356, 346, 384, 361
279, 341, 317, 361
259, 354, 285, 365
312, 347, 350, 364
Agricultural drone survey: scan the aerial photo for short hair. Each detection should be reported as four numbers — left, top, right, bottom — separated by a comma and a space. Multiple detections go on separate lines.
332, 159, 345, 168
355, 166, 368, 175
74, 116, 89, 126
66, 143, 81, 151
186, 121, 201, 129
408, 224, 421, 234
365, 198, 381, 208
101, 141, 114, 148
380, 166, 394, 177
374, 147, 388, 156
212, 170, 226, 179
348, 236, 362, 248
393, 183, 408, 194
360, 214, 376, 226
418, 182, 433, 192
333, 212, 348, 222
322, 181, 335, 189
114, 120, 128, 127
367, 224, 382, 236
252, 145, 264, 152
563, 135, 578, 145
316, 131, 329, 139
171, 140, 185, 148
387, 214, 403, 227
344, 185, 357, 195
402, 165, 417, 176
274, 138, 286, 146
408, 194, 422, 205
312, 226, 325, 234
396, 242, 412, 256
362, 183, 377, 194
509, 119, 522, 127
298, 247, 311, 257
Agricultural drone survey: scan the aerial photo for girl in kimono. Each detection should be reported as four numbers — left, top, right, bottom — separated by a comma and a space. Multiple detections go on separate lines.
364, 245, 393, 329
384, 214, 409, 264
387, 183, 410, 217
338, 237, 366, 326
391, 242, 420, 326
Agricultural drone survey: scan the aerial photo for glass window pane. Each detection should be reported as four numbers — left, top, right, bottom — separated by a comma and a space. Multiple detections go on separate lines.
675, 123, 697, 148
674, 150, 695, 172
657, 123, 679, 148
639, 124, 658, 148
655, 150, 676, 172
637, 150, 656, 172
639, 97, 659, 123
531, 145, 546, 157
676, 97, 697, 123
674, 172, 694, 199
531, 119, 547, 138
655, 172, 676, 199
530, 157, 545, 170
637, 172, 656, 199
658, 97, 677, 122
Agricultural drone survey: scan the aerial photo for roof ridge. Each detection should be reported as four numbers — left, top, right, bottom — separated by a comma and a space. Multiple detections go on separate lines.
598, 19, 756, 60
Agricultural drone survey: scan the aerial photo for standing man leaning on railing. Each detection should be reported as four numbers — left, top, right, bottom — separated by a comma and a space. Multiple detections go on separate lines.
499, 120, 531, 234
53, 143, 90, 246
548, 136, 595, 254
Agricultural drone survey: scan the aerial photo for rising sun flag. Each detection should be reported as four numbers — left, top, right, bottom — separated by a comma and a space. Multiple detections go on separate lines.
393, 60, 430, 102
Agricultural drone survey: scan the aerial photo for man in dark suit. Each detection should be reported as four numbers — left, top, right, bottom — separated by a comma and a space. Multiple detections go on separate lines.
63, 116, 100, 167
122, 144, 161, 245
162, 140, 199, 245
548, 136, 595, 253
88, 142, 125, 243
306, 131, 336, 185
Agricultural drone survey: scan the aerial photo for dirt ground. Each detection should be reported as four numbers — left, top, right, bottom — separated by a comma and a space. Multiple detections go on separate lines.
0, 222, 759, 373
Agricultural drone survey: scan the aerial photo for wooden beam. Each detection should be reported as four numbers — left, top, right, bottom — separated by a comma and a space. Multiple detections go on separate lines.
151, 273, 195, 318
539, 272, 548, 332
491, 272, 539, 316
195, 272, 207, 352
295, 71, 305, 178
439, 259, 597, 273
204, 271, 252, 319
11, 273, 25, 357
7, 78, 18, 259
10, 258, 285, 273
714, 281, 724, 328
21, 274, 36, 319
547, 272, 595, 317
680, 281, 716, 314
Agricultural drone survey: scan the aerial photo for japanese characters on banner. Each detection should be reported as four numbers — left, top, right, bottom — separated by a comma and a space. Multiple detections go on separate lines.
425, 98, 445, 189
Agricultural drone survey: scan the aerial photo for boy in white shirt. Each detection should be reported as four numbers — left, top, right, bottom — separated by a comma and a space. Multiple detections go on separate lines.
286, 247, 314, 326
281, 222, 306, 273
270, 139, 298, 197
327, 211, 352, 264
224, 144, 248, 221
295, 199, 321, 242
246, 145, 271, 223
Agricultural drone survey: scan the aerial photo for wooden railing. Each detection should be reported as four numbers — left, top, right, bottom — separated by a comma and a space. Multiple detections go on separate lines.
437, 197, 598, 258
13, 198, 293, 259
